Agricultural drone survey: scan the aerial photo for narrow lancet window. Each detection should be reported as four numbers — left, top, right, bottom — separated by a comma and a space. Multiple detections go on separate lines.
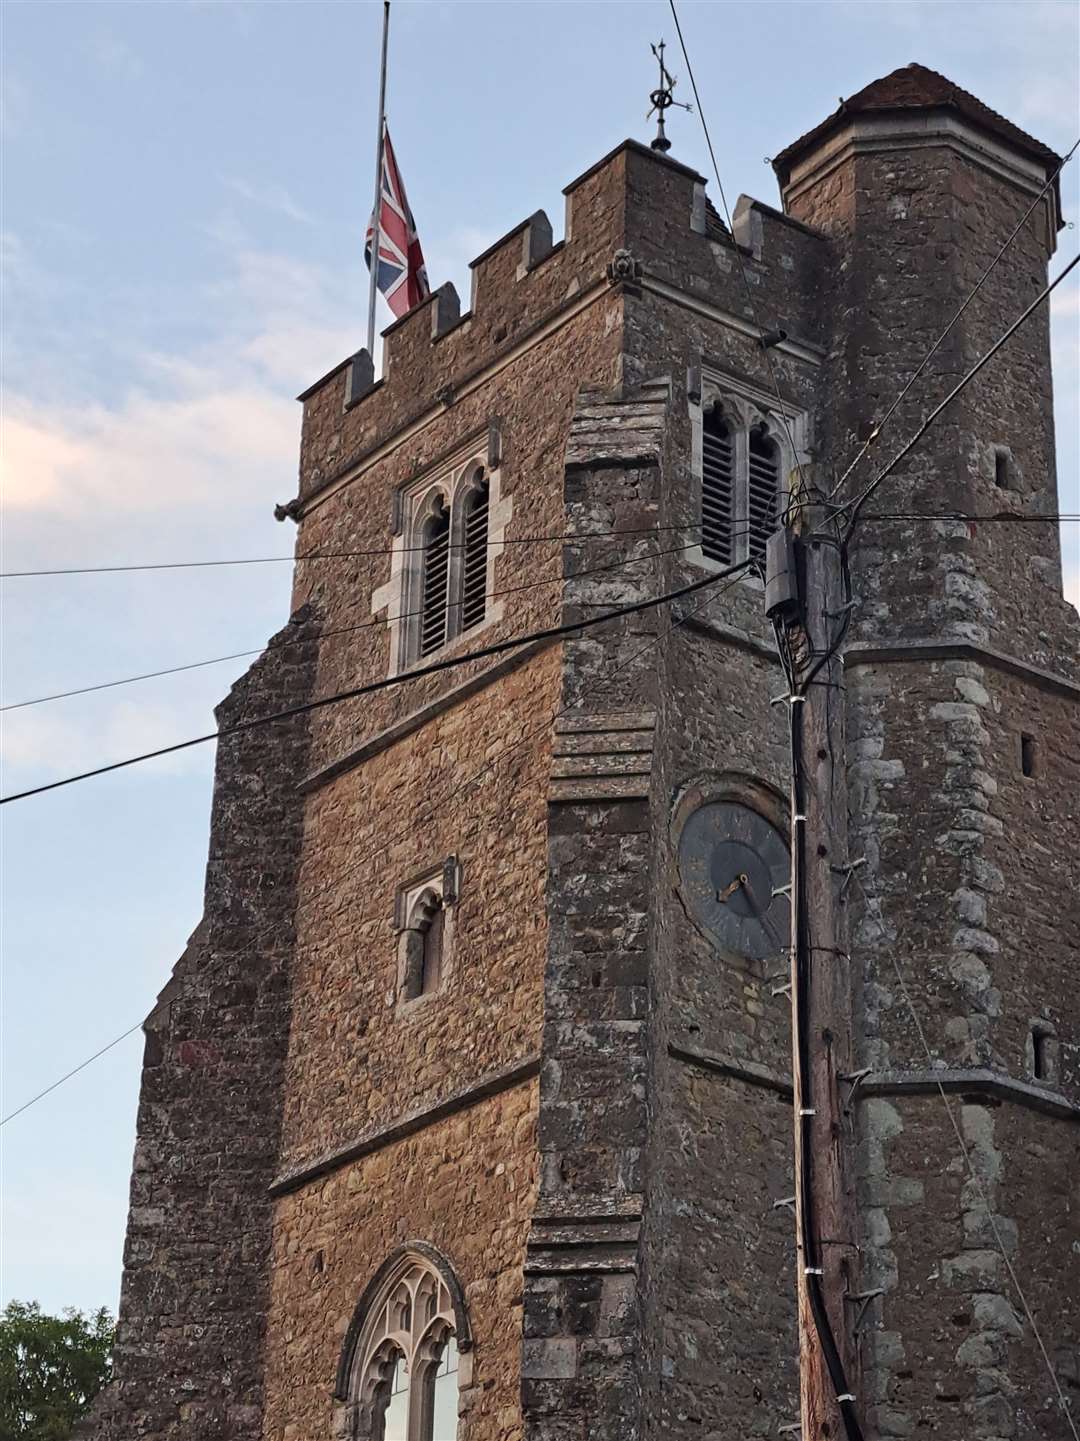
460, 475, 490, 632
419, 498, 451, 657
701, 407, 734, 564
748, 426, 781, 563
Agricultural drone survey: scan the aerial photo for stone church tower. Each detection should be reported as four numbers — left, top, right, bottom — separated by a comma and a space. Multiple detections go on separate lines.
89, 65, 1078, 1441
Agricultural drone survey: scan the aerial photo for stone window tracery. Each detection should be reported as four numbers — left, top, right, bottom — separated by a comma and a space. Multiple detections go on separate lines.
335, 1248, 470, 1441
371, 437, 511, 676
692, 374, 808, 575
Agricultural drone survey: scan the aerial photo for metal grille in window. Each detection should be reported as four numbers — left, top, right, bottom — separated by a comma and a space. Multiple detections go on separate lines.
701, 408, 734, 564
420, 501, 451, 657
748, 427, 780, 563
460, 477, 490, 632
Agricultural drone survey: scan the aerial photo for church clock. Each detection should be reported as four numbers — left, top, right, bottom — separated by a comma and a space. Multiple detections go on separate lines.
677, 801, 790, 962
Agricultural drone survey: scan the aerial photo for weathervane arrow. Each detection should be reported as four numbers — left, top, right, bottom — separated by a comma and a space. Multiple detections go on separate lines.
648, 38, 692, 153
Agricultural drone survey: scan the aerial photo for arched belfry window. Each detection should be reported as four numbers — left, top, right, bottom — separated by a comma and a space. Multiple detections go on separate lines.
335, 1245, 472, 1441
460, 472, 490, 633
747, 425, 781, 563
693, 378, 806, 574
701, 407, 734, 565
419, 497, 451, 658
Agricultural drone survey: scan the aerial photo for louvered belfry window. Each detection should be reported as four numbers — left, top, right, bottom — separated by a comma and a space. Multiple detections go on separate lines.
748, 427, 781, 563
460, 475, 490, 632
419, 499, 451, 657
701, 407, 735, 564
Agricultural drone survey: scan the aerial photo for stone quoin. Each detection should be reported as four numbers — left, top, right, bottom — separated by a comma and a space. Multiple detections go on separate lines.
85, 64, 1078, 1441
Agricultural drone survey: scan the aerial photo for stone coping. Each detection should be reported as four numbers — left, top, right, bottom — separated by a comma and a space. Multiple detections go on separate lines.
269, 1054, 541, 1197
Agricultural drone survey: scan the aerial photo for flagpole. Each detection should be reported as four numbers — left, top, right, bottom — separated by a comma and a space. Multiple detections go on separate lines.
366, 0, 390, 359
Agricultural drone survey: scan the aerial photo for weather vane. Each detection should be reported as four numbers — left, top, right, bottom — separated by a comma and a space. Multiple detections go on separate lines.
647, 38, 692, 154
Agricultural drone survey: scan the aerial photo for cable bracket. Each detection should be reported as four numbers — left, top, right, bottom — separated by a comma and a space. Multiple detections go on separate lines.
839, 1066, 872, 1098
832, 855, 867, 899
771, 882, 792, 898
771, 981, 792, 999
772, 1195, 797, 1212
845, 1286, 885, 1334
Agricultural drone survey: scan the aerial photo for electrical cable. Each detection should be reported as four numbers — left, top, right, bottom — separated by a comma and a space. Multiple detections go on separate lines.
829, 136, 1080, 503
0, 521, 706, 580
1, 560, 754, 1127
0, 558, 754, 805
771, 501, 865, 1441
840, 252, 1080, 531
6, 513, 1078, 585
847, 869, 1079, 1441
667, 0, 808, 508
5, 508, 1072, 713
0, 540, 707, 713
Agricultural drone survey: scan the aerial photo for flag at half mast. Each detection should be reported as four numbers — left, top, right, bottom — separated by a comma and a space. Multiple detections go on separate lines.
365, 123, 430, 319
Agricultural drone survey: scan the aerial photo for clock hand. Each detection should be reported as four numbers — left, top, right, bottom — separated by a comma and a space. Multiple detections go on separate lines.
740, 873, 789, 955
716, 873, 749, 904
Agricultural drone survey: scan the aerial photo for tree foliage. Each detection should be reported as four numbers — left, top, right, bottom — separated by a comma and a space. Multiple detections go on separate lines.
0, 1302, 113, 1440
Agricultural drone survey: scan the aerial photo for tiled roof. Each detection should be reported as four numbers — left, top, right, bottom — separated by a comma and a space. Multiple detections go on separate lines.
772, 63, 1062, 184
705, 196, 731, 241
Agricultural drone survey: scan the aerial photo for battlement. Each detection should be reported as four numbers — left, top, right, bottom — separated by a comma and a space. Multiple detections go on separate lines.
290, 140, 830, 510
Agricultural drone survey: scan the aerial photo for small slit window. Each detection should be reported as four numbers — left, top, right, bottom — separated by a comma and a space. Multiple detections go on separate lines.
747, 426, 780, 563
400, 890, 445, 1003
701, 407, 734, 564
419, 499, 451, 658
460, 474, 490, 632
1029, 1024, 1059, 1085
1021, 732, 1036, 778
395, 860, 458, 1009
994, 448, 1012, 490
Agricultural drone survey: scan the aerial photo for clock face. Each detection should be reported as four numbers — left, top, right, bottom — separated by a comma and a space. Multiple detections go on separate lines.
677, 801, 790, 962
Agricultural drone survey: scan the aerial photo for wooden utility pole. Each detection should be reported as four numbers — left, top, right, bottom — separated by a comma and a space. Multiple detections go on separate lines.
772, 500, 862, 1440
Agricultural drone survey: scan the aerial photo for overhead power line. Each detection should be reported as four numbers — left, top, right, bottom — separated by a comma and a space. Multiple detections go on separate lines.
667, 0, 808, 504
0, 521, 698, 579
0, 562, 752, 1127
0, 558, 754, 805
0, 540, 705, 713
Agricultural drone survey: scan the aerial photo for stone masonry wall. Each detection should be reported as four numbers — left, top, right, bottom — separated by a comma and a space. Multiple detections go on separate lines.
262, 1079, 540, 1441
522, 384, 669, 1441
86, 609, 319, 1441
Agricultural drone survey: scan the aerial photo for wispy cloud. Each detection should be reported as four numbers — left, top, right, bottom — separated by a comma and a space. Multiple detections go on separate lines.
222, 176, 315, 226
2, 237, 358, 517
93, 32, 145, 81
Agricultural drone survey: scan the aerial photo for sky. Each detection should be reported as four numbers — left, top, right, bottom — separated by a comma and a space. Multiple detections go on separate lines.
1, 0, 1078, 1319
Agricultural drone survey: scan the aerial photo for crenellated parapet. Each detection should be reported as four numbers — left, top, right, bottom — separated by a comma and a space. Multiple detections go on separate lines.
289, 140, 831, 513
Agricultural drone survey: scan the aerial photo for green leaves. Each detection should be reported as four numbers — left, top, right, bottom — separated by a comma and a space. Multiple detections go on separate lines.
0, 1301, 114, 1440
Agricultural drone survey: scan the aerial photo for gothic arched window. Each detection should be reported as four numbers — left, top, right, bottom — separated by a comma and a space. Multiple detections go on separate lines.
336, 1248, 470, 1441
419, 497, 451, 658
747, 425, 781, 563
460, 472, 490, 633
701, 407, 735, 565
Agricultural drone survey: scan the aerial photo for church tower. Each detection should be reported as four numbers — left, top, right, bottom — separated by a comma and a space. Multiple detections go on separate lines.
89, 66, 1077, 1441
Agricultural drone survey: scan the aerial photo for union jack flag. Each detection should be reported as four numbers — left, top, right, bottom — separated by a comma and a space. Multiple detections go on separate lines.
365, 124, 430, 320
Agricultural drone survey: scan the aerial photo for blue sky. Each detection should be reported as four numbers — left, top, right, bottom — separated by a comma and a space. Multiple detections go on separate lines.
2, 0, 1077, 1318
